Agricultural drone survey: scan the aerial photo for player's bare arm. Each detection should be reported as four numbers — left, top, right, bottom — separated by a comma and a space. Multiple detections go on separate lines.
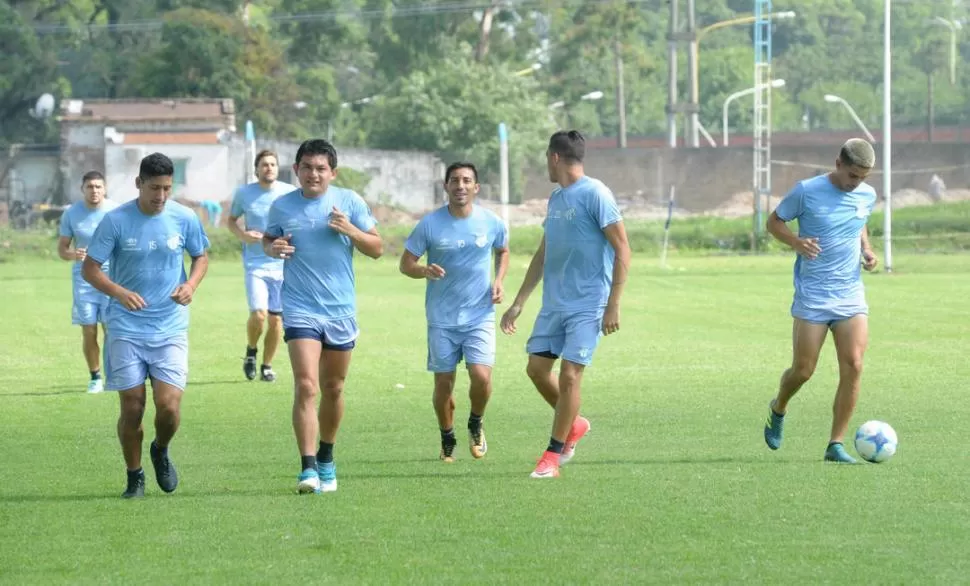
602, 221, 631, 335
171, 252, 209, 306
860, 225, 878, 271
328, 206, 383, 259
81, 256, 146, 311
767, 211, 821, 260
57, 236, 85, 262
492, 246, 510, 304
399, 250, 445, 280
263, 234, 295, 259
501, 236, 546, 334
228, 214, 262, 244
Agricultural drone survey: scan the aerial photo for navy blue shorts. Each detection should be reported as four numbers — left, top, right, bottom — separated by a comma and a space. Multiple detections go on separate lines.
283, 317, 357, 351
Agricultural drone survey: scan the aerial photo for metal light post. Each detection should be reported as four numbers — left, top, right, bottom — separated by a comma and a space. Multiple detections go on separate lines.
929, 16, 961, 85
688, 10, 796, 147
883, 0, 893, 272
823, 94, 877, 142
722, 79, 785, 146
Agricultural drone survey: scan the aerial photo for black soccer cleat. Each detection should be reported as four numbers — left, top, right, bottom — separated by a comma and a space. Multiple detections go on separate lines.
122, 470, 145, 499
243, 355, 257, 381
150, 441, 179, 493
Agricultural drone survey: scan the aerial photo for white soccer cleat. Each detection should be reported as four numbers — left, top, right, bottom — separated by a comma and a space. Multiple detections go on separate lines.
87, 379, 104, 394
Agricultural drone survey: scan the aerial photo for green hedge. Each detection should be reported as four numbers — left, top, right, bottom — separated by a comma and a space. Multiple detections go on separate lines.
5, 200, 970, 262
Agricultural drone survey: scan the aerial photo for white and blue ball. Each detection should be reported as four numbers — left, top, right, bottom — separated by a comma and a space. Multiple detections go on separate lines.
854, 420, 898, 463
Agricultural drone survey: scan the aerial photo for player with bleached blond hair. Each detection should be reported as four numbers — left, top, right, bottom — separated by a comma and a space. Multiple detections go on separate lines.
763, 138, 879, 464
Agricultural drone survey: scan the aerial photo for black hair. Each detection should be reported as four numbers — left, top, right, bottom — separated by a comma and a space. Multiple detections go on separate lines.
81, 170, 105, 184
445, 162, 479, 183
548, 130, 586, 163
294, 139, 338, 169
139, 153, 174, 180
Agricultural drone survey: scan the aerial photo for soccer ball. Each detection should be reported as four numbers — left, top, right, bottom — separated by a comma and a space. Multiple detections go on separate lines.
854, 420, 898, 463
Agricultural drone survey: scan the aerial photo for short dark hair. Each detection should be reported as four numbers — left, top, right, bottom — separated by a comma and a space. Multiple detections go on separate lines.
254, 149, 278, 168
445, 162, 478, 184
548, 130, 586, 163
139, 153, 174, 180
295, 139, 337, 169
81, 170, 105, 184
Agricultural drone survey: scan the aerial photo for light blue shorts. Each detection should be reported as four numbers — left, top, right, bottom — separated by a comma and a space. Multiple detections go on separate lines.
103, 332, 189, 392
427, 321, 495, 373
791, 296, 868, 329
72, 298, 108, 326
245, 269, 283, 313
526, 308, 604, 366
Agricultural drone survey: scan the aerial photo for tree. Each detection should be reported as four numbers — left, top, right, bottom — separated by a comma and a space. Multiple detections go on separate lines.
361, 45, 555, 201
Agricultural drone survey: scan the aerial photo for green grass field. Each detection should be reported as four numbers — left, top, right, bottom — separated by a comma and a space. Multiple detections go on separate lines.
1, 252, 968, 584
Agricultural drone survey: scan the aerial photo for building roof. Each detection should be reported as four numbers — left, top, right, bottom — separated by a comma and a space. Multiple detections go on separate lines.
122, 132, 223, 145
59, 98, 234, 123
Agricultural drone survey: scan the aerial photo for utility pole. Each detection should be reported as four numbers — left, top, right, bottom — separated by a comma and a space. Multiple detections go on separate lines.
666, 0, 699, 149
615, 38, 627, 148
927, 71, 935, 142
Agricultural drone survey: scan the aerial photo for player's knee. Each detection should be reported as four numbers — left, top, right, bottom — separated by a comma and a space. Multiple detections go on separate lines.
790, 360, 816, 383
434, 373, 456, 393
320, 377, 345, 400
294, 375, 318, 399
119, 397, 146, 423
250, 310, 268, 323
839, 354, 865, 378
526, 361, 550, 382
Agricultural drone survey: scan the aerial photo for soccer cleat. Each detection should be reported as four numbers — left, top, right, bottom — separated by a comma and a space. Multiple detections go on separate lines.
764, 400, 785, 450
296, 468, 320, 494
469, 426, 488, 459
243, 355, 257, 381
824, 442, 858, 464
87, 378, 104, 394
530, 450, 561, 479
317, 462, 337, 493
440, 437, 457, 463
559, 416, 591, 465
260, 366, 277, 383
121, 471, 145, 499
150, 441, 179, 493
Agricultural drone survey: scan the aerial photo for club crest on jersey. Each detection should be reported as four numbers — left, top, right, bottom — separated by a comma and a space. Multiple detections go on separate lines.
475, 234, 488, 248
166, 234, 182, 251
855, 202, 869, 219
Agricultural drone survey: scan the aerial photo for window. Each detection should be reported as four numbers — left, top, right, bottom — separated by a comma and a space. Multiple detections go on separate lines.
173, 158, 188, 187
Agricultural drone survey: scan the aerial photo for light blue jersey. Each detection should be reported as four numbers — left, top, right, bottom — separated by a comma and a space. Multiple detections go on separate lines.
59, 200, 119, 303
542, 176, 622, 311
86, 200, 210, 340
265, 187, 377, 325
774, 174, 878, 321
405, 205, 508, 328
230, 181, 296, 271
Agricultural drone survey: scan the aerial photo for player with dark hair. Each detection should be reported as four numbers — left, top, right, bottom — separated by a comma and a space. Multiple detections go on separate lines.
228, 149, 297, 382
501, 130, 631, 479
58, 170, 118, 393
400, 162, 509, 462
264, 139, 384, 494
82, 152, 210, 498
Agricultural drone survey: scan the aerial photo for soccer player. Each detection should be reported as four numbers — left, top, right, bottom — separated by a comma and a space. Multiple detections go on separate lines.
57, 171, 118, 393
500, 130, 631, 479
228, 149, 297, 382
82, 153, 210, 498
763, 138, 879, 464
263, 139, 383, 494
399, 162, 510, 463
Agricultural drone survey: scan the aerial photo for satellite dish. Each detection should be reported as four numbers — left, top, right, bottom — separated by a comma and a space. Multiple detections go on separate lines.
30, 93, 56, 119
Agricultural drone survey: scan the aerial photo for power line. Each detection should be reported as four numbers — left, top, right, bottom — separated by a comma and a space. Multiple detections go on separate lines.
8, 0, 656, 35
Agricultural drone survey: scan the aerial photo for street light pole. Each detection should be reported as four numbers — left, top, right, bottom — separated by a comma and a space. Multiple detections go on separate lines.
929, 16, 961, 85
823, 94, 877, 142
883, 0, 893, 272
722, 79, 785, 146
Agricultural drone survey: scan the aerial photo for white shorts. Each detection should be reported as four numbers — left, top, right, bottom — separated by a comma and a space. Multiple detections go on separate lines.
103, 332, 189, 392
245, 269, 283, 313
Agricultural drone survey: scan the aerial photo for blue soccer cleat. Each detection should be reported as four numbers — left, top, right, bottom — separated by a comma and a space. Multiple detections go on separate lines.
764, 400, 785, 450
824, 442, 858, 464
296, 468, 320, 494
317, 462, 337, 493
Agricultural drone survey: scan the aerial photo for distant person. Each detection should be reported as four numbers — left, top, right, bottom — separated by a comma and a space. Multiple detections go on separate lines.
227, 149, 297, 382
399, 162, 510, 463
763, 138, 879, 464
200, 200, 223, 227
82, 153, 210, 498
928, 174, 946, 202
57, 171, 118, 393
500, 130, 631, 479
263, 139, 383, 494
